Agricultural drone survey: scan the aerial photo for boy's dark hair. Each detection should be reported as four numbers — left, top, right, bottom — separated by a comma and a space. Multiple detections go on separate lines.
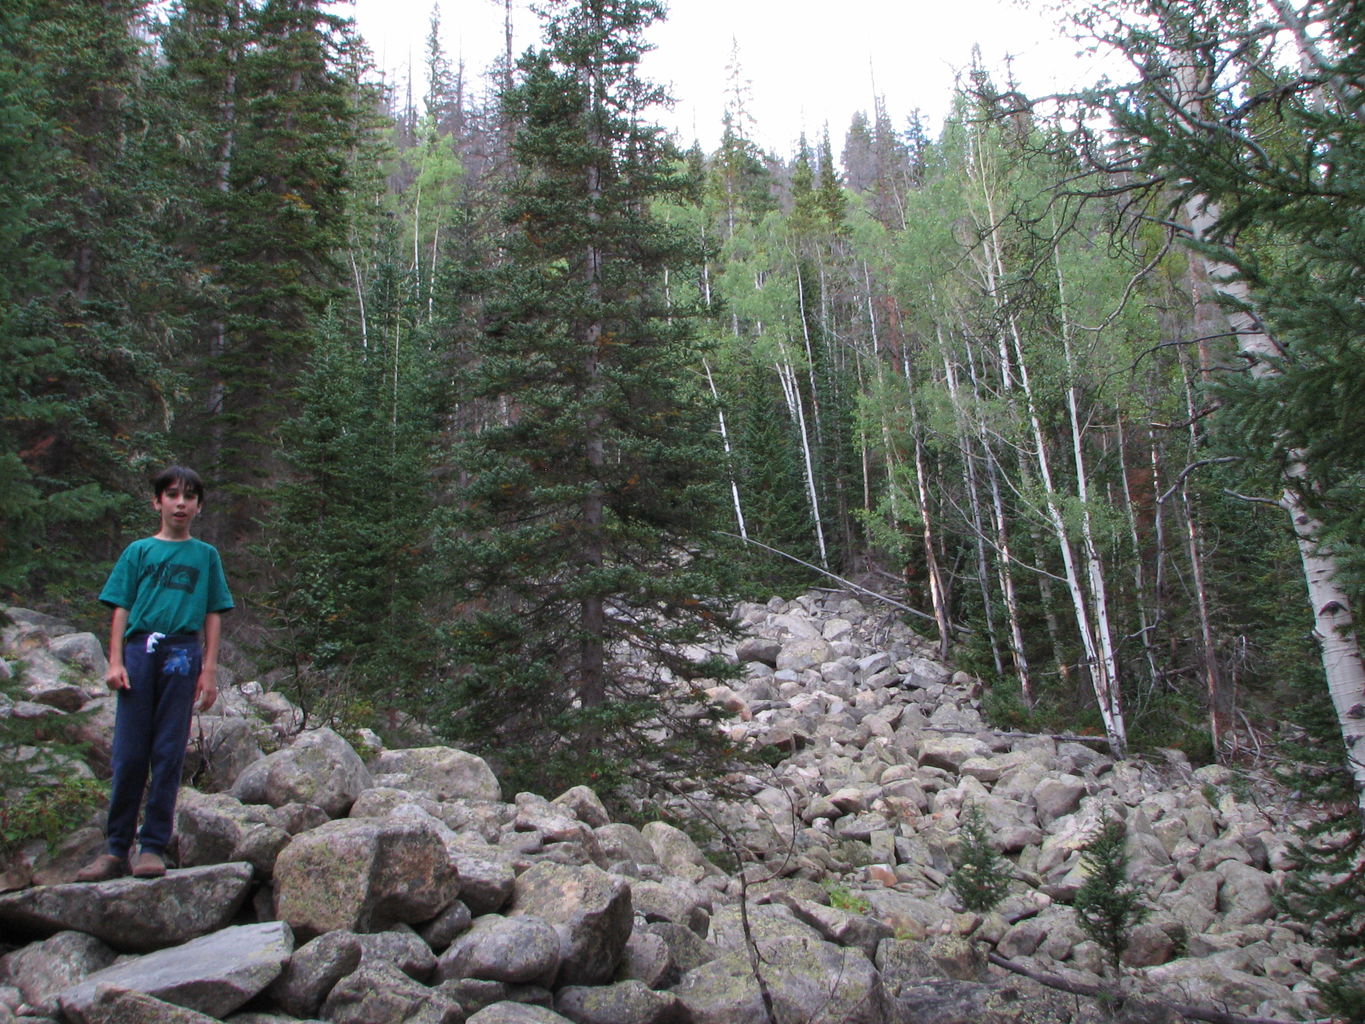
153, 465, 205, 503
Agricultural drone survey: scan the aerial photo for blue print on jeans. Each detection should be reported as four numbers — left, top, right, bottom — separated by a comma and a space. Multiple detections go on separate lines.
164, 649, 193, 676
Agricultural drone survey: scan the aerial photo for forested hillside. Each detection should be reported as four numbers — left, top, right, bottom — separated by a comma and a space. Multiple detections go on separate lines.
4, 0, 1365, 814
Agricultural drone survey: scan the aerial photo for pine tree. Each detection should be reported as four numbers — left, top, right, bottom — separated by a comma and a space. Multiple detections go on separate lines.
193, 0, 365, 544
1073, 813, 1149, 976
261, 302, 445, 723
443, 0, 740, 796
951, 803, 1012, 913
0, 0, 185, 598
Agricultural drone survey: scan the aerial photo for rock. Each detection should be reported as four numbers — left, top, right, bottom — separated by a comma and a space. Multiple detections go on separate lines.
435, 914, 562, 986
552, 786, 611, 828
996, 917, 1048, 959
862, 889, 957, 937
1033, 775, 1087, 826
640, 821, 723, 885
175, 790, 290, 876
446, 840, 517, 916
735, 637, 781, 666
273, 816, 459, 938
642, 921, 720, 979
631, 878, 711, 935
62, 696, 118, 776
48, 632, 108, 678
356, 928, 439, 981
63, 986, 221, 1024
673, 942, 887, 1024
1215, 860, 1276, 927
184, 716, 263, 793
927, 934, 990, 982
266, 930, 362, 1018
617, 929, 672, 988
554, 980, 686, 1024
0, 863, 254, 952
58, 922, 293, 1020
371, 746, 502, 802
507, 862, 633, 986
321, 962, 463, 1024
465, 1004, 575, 1024
917, 735, 992, 772
775, 637, 834, 673
594, 823, 658, 870
418, 900, 474, 953
22, 679, 87, 713
1123, 922, 1180, 968
781, 897, 895, 959
230, 727, 372, 817
0, 931, 117, 1016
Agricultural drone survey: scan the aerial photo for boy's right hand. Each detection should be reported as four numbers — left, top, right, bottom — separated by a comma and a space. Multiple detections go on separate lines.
106, 664, 129, 691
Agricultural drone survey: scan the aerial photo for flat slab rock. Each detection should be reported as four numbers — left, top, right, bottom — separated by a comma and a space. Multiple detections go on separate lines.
0, 863, 255, 952
58, 921, 294, 1021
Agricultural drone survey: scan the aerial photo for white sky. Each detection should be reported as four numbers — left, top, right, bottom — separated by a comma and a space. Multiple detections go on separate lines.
347, 0, 1107, 154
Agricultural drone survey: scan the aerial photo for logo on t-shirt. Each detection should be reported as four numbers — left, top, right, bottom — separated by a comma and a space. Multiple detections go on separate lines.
147, 561, 201, 594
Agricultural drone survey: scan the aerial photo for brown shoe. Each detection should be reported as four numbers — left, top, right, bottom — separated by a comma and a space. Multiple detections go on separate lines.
131, 851, 166, 878
75, 853, 127, 883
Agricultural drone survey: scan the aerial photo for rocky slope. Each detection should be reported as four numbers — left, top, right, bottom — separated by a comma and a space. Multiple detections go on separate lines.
0, 595, 1333, 1023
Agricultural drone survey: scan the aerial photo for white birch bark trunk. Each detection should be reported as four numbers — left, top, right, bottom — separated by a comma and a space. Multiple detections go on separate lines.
703, 357, 747, 540
967, 128, 1124, 748
1054, 243, 1127, 753
775, 342, 829, 568
1186, 199, 1365, 802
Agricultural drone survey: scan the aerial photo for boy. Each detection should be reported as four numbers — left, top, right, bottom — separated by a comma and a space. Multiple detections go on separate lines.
76, 466, 234, 881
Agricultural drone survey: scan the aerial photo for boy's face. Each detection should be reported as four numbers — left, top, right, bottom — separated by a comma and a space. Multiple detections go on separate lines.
153, 482, 203, 536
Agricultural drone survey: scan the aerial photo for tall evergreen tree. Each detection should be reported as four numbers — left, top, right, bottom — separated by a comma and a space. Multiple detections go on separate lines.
192, 0, 364, 545
0, 0, 184, 598
443, 0, 739, 796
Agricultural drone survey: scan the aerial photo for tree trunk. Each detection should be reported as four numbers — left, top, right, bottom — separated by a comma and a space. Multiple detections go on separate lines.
1186, 198, 1365, 805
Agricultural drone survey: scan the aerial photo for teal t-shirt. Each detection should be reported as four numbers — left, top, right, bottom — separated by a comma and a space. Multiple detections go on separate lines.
99, 536, 234, 637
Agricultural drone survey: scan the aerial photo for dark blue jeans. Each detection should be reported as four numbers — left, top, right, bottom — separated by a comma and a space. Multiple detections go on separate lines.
105, 633, 201, 858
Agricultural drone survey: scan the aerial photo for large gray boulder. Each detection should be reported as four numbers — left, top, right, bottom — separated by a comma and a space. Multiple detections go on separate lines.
48, 631, 108, 679
273, 816, 459, 938
321, 962, 463, 1024
0, 863, 254, 952
776, 637, 834, 673
265, 930, 362, 1018
506, 862, 632, 986
58, 922, 293, 1020
1215, 859, 1276, 927
639, 822, 723, 886
371, 746, 502, 803
230, 727, 372, 817
465, 1004, 575, 1024
631, 878, 711, 935
0, 931, 117, 1016
672, 941, 887, 1024
175, 790, 290, 876
184, 715, 264, 793
62, 986, 221, 1024
434, 914, 561, 986
554, 980, 687, 1024
445, 840, 517, 916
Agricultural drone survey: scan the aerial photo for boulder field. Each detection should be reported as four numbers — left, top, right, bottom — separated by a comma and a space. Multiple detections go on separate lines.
0, 594, 1334, 1023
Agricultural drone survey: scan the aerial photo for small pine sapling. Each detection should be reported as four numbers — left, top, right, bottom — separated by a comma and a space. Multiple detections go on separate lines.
1073, 812, 1149, 976
951, 803, 1012, 913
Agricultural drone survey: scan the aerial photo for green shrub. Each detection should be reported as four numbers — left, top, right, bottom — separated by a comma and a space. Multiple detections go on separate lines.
0, 653, 106, 860
1073, 813, 1150, 976
824, 880, 872, 914
1, 775, 107, 859
950, 803, 1012, 913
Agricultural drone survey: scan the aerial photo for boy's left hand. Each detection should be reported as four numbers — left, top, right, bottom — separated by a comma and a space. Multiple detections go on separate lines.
195, 668, 218, 712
